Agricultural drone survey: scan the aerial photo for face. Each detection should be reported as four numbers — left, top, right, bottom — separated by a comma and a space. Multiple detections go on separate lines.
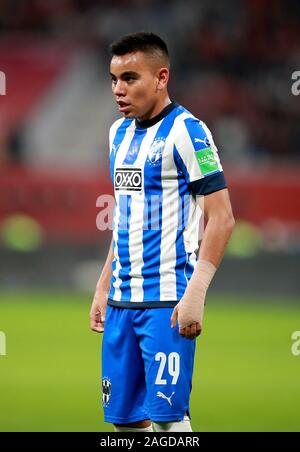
110, 51, 169, 121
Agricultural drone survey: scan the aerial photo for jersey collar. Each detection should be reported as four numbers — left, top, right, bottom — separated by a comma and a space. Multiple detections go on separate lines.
135, 101, 178, 129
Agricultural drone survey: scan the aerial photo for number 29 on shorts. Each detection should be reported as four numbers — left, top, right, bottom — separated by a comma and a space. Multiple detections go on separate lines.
155, 352, 180, 385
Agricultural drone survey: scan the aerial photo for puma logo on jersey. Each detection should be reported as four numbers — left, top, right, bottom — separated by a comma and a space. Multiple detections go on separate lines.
115, 167, 142, 192
194, 137, 210, 147
157, 391, 175, 406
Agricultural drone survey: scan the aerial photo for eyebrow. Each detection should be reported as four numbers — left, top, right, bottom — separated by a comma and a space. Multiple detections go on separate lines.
110, 71, 139, 78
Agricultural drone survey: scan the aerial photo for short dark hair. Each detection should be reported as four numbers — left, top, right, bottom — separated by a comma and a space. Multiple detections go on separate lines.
110, 32, 169, 65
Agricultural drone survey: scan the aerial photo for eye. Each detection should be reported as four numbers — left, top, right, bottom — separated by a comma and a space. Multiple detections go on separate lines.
124, 76, 136, 83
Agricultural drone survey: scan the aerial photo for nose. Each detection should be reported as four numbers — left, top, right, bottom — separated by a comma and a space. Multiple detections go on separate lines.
113, 80, 126, 97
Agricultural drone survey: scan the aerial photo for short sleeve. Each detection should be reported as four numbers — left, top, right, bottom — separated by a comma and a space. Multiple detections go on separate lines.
173, 117, 227, 196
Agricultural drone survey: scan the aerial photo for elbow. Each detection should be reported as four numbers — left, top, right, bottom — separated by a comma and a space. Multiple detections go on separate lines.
217, 212, 236, 234
206, 209, 236, 232
227, 213, 236, 233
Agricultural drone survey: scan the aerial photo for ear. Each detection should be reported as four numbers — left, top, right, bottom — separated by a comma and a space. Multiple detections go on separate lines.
156, 67, 169, 91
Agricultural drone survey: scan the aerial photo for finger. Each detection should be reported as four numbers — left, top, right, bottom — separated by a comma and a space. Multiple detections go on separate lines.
92, 325, 104, 333
188, 323, 197, 339
98, 323, 105, 333
90, 312, 99, 325
91, 315, 105, 332
90, 321, 103, 333
196, 322, 202, 336
170, 307, 178, 328
90, 312, 102, 333
180, 324, 198, 340
98, 315, 106, 333
185, 326, 191, 338
100, 310, 106, 324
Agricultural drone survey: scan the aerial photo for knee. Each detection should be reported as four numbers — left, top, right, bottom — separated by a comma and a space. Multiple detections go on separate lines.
153, 416, 192, 432
114, 419, 152, 432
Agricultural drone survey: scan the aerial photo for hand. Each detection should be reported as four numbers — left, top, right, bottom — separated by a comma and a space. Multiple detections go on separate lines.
90, 286, 108, 333
170, 259, 216, 340
170, 300, 204, 340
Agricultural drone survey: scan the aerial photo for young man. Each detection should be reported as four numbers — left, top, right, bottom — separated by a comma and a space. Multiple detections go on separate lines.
90, 32, 235, 432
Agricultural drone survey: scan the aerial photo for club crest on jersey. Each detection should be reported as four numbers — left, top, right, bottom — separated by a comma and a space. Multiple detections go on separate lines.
102, 377, 112, 407
147, 138, 165, 166
115, 167, 143, 192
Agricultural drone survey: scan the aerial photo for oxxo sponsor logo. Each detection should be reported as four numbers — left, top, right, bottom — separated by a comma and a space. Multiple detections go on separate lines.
115, 167, 142, 192
291, 331, 300, 357
291, 71, 300, 96
0, 331, 6, 356
0, 71, 6, 95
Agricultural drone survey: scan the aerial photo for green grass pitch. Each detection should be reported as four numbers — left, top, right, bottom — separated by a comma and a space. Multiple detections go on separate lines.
0, 292, 299, 432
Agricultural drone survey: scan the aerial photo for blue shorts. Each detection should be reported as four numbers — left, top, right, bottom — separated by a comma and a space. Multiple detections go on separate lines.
101, 305, 196, 424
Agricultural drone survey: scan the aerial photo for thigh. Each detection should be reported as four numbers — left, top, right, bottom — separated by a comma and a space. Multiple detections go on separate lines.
133, 308, 196, 423
101, 306, 149, 424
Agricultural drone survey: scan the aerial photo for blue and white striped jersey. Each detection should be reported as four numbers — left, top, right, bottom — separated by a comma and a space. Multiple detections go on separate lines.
108, 102, 226, 308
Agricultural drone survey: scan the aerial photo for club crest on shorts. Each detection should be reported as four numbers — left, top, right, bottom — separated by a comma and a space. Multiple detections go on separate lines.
147, 138, 165, 166
102, 377, 112, 407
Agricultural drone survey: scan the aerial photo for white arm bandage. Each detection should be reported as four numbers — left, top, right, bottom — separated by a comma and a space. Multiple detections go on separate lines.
173, 259, 216, 329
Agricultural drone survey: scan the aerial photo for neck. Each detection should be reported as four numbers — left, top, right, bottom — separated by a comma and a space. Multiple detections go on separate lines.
137, 95, 171, 122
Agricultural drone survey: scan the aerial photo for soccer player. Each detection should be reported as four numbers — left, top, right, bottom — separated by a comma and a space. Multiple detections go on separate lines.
90, 32, 235, 432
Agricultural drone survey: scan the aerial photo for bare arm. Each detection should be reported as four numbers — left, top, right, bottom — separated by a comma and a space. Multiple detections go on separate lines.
199, 188, 235, 267
90, 237, 114, 333
171, 188, 235, 339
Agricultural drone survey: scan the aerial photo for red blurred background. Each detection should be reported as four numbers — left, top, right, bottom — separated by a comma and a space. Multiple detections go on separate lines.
0, 0, 299, 293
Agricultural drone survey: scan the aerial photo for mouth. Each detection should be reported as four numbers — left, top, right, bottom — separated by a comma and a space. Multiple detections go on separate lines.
117, 101, 131, 112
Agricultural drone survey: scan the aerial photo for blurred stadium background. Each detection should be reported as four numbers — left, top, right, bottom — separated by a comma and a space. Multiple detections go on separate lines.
0, 0, 300, 432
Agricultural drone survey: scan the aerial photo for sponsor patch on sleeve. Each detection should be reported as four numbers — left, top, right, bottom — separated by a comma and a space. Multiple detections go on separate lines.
195, 147, 219, 175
